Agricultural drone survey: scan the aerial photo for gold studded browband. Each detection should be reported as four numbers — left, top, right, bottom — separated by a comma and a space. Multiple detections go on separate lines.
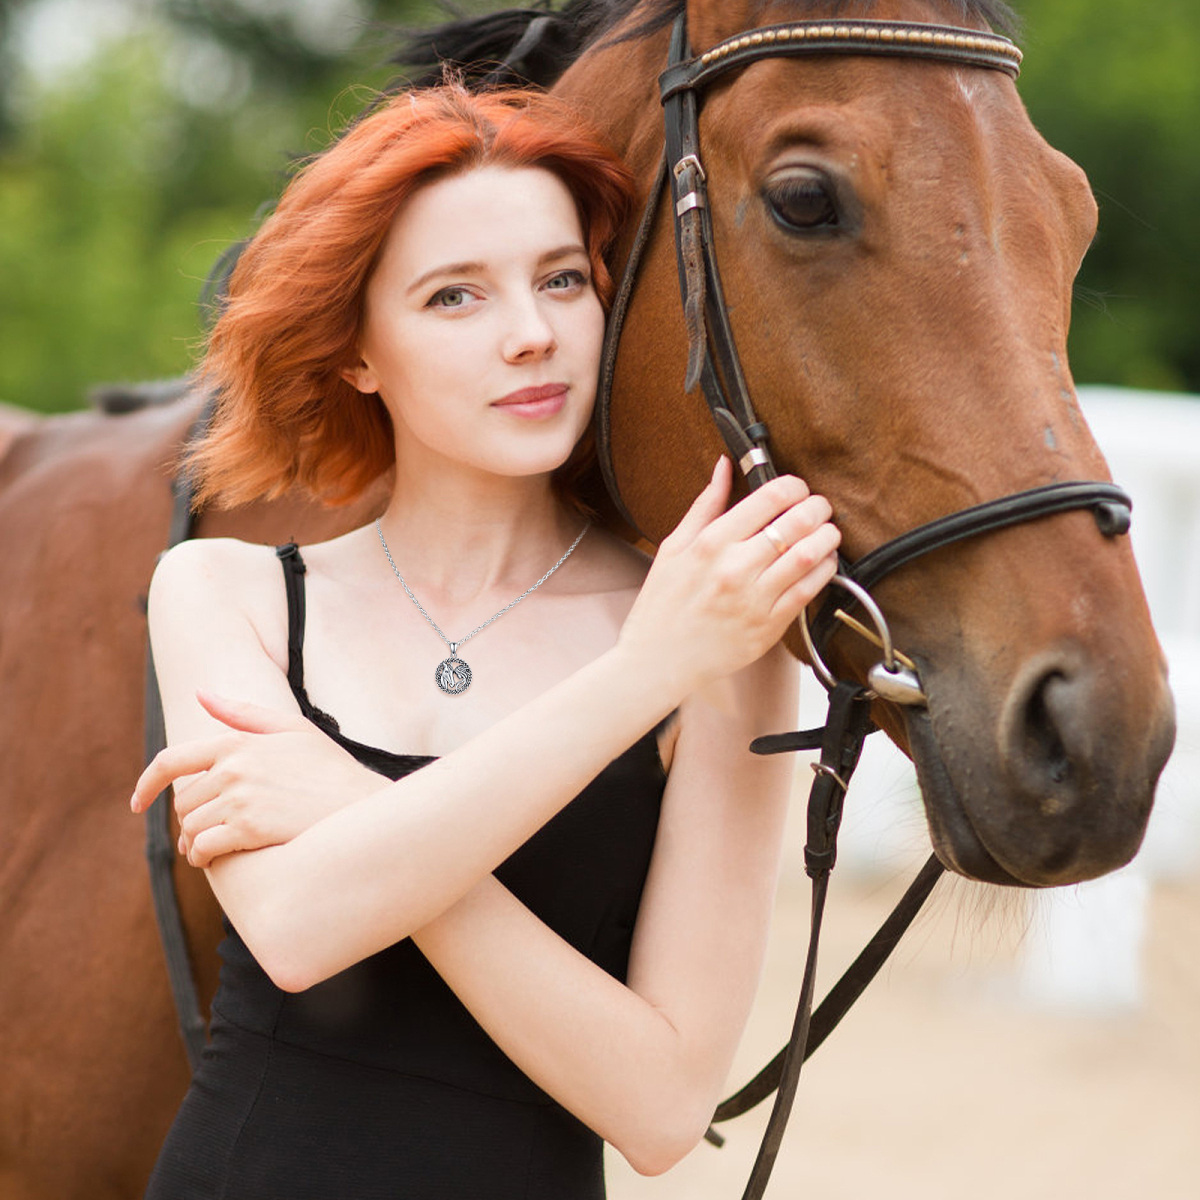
659, 19, 1023, 100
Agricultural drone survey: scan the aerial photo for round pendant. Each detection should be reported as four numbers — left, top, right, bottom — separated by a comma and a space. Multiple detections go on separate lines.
435, 654, 472, 695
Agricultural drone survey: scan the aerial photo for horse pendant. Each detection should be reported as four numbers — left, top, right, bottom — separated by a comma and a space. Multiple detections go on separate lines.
435, 645, 472, 695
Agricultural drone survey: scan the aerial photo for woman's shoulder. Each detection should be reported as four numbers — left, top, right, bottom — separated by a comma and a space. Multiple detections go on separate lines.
151, 536, 285, 598
149, 537, 292, 666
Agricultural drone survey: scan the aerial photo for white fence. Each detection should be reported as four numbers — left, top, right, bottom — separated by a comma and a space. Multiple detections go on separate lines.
794, 385, 1200, 1008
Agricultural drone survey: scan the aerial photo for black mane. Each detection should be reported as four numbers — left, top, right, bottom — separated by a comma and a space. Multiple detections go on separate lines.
393, 0, 1020, 91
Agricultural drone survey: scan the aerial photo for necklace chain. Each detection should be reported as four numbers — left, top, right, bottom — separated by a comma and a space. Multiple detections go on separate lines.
375, 518, 589, 656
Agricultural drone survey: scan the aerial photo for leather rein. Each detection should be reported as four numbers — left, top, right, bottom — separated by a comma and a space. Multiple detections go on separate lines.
594, 14, 1133, 1199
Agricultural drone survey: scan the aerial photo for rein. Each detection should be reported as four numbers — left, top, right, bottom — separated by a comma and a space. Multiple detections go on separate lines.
144, 397, 213, 1073
595, 13, 1132, 1199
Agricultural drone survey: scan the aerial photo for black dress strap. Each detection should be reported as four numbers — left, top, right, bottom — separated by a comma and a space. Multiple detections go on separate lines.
275, 543, 307, 694
272, 541, 438, 777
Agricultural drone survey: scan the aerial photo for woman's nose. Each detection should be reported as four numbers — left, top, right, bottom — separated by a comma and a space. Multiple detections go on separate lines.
502, 300, 557, 362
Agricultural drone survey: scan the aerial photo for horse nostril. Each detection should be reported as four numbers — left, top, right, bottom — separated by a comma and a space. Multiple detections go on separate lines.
1023, 671, 1072, 787
999, 653, 1093, 804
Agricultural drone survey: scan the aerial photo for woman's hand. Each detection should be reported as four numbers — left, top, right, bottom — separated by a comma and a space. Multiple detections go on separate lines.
130, 690, 389, 867
619, 457, 840, 696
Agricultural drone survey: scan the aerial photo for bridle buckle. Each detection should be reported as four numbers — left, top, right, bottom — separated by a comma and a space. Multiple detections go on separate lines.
673, 153, 707, 215
672, 152, 706, 182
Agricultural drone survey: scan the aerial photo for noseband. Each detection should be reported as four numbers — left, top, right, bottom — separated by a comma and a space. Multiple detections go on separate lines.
594, 14, 1133, 1199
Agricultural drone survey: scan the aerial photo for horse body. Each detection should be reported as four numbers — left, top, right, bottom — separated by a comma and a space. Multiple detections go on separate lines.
0, 1, 1174, 1195
0, 397, 386, 1197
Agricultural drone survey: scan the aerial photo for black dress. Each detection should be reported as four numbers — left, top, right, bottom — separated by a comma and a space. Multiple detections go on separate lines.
145, 545, 667, 1200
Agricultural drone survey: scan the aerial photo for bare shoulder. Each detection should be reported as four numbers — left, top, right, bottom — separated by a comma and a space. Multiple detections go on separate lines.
150, 537, 283, 618
149, 537, 290, 673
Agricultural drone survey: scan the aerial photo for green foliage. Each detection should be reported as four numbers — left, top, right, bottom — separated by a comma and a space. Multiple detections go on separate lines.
1015, 0, 1200, 390
1, 0, 1197, 413
0, 0, 433, 413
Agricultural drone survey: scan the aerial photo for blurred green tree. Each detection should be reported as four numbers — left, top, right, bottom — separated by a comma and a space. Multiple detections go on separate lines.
0, 0, 1196, 413
0, 0, 450, 412
1017, 0, 1200, 392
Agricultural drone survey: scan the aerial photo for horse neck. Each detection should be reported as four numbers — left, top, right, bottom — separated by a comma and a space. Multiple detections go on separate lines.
555, 17, 669, 170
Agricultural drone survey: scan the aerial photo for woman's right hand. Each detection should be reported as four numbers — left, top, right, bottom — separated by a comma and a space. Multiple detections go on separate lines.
131, 690, 390, 867
618, 456, 840, 696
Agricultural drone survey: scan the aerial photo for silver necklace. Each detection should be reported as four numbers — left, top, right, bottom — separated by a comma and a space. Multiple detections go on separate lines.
375, 519, 589, 695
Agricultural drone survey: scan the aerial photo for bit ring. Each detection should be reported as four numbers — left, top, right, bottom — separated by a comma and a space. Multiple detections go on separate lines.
799, 574, 895, 691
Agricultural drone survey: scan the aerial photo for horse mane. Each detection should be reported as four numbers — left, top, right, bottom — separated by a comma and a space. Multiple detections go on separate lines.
393, 0, 1021, 90
391, 1, 670, 89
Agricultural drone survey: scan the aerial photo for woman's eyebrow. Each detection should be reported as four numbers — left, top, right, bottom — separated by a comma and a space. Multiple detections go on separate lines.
539, 243, 588, 265
405, 244, 589, 296
405, 261, 485, 296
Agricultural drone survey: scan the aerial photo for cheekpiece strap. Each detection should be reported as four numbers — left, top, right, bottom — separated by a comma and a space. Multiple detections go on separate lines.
661, 12, 777, 491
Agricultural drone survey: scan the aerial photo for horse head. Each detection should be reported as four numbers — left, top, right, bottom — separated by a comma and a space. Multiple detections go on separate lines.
550, 0, 1175, 887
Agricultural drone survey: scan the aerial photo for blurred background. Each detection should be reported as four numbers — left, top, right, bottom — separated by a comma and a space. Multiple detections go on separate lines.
2, 2, 1197, 1197
2, 0, 1198, 413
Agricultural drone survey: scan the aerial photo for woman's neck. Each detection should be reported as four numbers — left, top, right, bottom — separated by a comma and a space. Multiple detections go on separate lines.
374, 471, 583, 608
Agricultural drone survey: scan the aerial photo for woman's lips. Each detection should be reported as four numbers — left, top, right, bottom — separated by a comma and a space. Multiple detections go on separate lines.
491, 384, 568, 419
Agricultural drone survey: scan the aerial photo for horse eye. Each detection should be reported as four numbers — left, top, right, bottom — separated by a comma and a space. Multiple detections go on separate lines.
764, 170, 840, 232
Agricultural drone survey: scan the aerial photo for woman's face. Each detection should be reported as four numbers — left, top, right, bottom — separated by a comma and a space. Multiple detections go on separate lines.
346, 165, 605, 487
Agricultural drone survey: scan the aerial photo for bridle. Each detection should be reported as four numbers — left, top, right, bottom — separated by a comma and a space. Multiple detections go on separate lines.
594, 13, 1133, 1199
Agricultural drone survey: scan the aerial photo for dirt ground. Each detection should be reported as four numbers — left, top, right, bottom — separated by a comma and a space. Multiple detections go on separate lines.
606, 820, 1200, 1200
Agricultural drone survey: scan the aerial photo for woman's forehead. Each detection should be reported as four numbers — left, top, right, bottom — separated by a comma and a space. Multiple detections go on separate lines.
379, 166, 586, 282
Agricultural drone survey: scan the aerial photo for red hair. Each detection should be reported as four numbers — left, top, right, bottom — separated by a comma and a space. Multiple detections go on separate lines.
187, 84, 635, 508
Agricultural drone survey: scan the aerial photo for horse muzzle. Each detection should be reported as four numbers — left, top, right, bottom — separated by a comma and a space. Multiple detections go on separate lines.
905, 646, 1175, 887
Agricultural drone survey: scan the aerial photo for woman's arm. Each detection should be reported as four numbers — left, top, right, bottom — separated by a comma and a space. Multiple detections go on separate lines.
136, 463, 837, 993
411, 646, 798, 1174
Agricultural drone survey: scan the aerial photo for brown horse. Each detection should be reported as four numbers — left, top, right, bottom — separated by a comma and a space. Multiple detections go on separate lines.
0, 1, 1174, 1196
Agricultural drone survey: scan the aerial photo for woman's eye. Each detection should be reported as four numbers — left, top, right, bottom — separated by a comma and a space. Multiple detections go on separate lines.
428, 286, 471, 309
543, 269, 586, 292
764, 169, 840, 232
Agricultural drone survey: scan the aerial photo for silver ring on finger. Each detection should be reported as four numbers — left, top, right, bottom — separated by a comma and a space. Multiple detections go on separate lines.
763, 521, 790, 556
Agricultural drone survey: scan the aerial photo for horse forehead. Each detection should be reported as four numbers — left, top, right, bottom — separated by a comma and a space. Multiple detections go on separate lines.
701, 56, 1029, 197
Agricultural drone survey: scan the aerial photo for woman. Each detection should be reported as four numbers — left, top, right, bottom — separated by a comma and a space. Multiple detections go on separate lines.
131, 84, 840, 1198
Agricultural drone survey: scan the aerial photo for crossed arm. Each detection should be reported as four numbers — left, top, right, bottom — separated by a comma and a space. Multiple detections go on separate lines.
131, 465, 835, 1172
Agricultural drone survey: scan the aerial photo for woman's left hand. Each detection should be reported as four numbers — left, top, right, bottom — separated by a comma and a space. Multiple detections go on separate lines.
130, 690, 389, 868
